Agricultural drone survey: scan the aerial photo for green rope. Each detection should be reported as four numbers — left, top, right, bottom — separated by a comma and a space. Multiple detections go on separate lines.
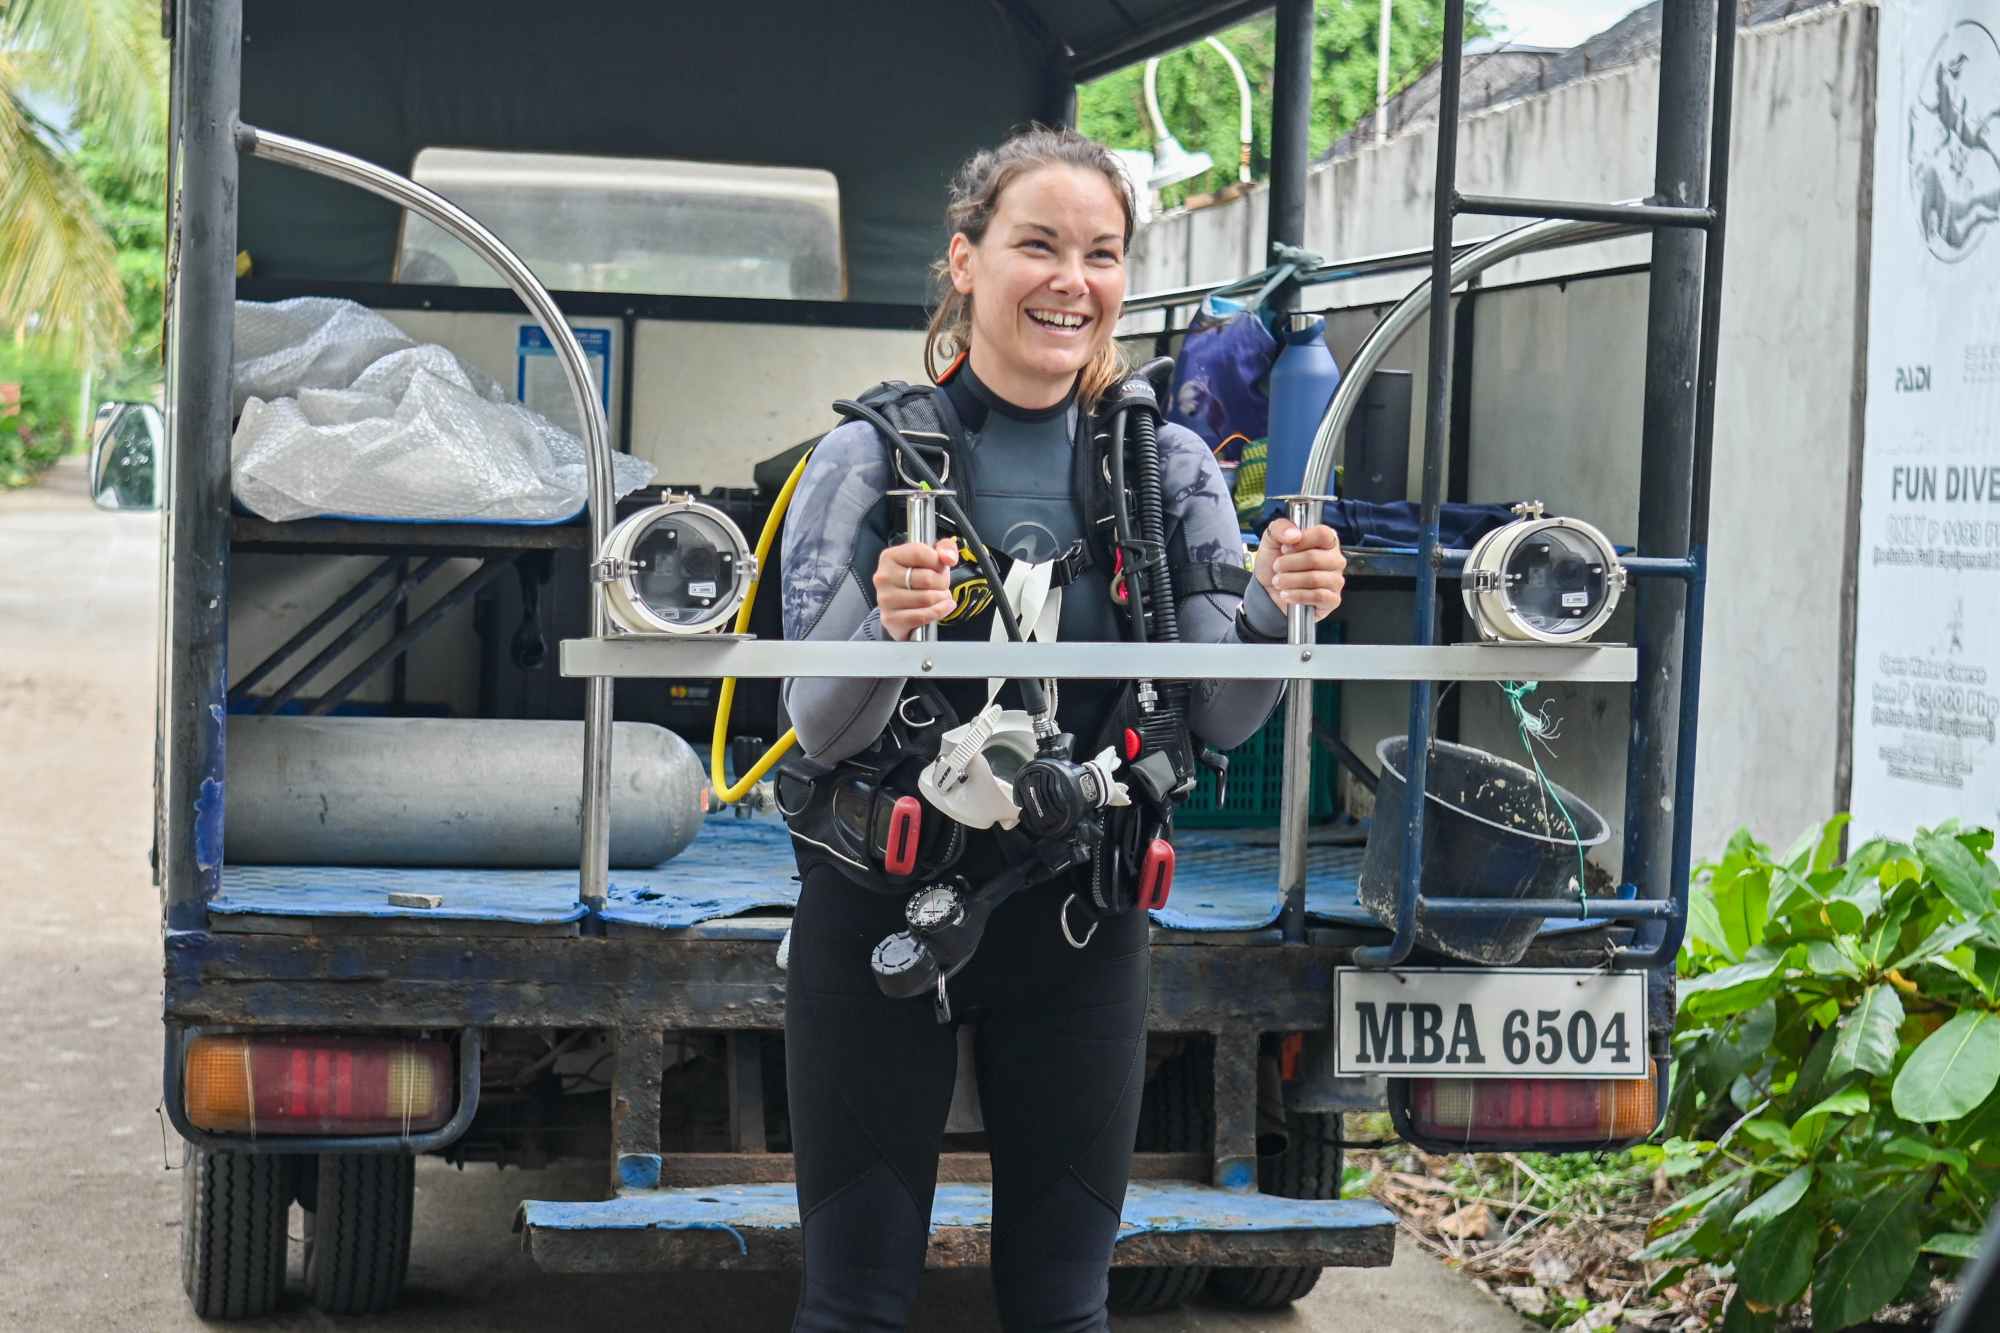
1498, 681, 1590, 916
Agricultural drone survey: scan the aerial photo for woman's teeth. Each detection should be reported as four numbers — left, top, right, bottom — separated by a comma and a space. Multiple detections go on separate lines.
1028, 310, 1087, 330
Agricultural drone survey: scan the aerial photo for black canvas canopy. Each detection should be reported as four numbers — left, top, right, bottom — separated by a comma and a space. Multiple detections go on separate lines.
237, 0, 1270, 303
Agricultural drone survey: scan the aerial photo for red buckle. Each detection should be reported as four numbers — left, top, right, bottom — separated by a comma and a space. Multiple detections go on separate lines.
884, 796, 922, 877
1122, 728, 1142, 761
1137, 838, 1175, 911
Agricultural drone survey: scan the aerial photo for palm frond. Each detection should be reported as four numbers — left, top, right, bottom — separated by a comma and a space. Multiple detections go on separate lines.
0, 79, 128, 358
3, 0, 167, 176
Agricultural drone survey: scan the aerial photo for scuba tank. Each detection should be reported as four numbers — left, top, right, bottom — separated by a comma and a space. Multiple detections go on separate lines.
1260, 314, 1341, 517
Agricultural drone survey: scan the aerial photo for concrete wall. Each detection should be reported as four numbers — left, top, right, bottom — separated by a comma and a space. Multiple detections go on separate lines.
1128, 3, 1878, 867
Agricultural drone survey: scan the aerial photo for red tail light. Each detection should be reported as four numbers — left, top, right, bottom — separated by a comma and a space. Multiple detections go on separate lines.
184, 1034, 453, 1136
1405, 1062, 1659, 1148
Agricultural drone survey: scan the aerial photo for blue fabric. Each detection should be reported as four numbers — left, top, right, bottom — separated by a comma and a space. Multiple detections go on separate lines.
214, 818, 1603, 935
1322, 499, 1521, 550
1166, 300, 1278, 456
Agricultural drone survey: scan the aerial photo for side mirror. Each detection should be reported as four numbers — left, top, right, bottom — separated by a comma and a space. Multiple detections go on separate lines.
90, 402, 164, 512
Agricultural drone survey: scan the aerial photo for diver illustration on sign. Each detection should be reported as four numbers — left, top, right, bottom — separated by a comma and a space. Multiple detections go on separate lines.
1910, 19, 2000, 261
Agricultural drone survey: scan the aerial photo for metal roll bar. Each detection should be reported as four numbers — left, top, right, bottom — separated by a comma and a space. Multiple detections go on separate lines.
235, 125, 618, 908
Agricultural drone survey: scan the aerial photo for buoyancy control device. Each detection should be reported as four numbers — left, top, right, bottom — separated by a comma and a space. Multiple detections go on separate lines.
734, 357, 1231, 1020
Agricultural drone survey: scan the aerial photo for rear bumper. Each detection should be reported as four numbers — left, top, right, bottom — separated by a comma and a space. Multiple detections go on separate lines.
516, 1181, 1396, 1273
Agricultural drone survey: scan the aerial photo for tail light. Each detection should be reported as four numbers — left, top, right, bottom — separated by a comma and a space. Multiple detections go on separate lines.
184, 1034, 453, 1136
1401, 1062, 1659, 1149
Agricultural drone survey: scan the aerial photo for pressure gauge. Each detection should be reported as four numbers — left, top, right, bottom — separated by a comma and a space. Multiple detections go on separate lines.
905, 883, 966, 934
595, 496, 756, 636
1461, 502, 1627, 645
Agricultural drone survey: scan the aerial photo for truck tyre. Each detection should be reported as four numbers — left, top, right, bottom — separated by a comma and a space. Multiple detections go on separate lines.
303, 1153, 416, 1315
1206, 1109, 1341, 1309
1106, 1044, 1211, 1315
180, 1142, 290, 1319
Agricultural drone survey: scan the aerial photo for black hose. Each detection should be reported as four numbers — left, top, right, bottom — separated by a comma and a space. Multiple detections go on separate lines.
833, 397, 1048, 721
1132, 409, 1178, 646
1105, 407, 1150, 638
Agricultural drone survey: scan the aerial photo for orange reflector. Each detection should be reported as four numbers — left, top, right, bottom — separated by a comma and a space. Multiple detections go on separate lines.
1409, 1061, 1659, 1146
184, 1034, 452, 1136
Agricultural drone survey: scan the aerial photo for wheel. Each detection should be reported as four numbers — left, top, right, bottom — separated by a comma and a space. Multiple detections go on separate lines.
179, 1142, 290, 1319
303, 1153, 416, 1314
1206, 1109, 1341, 1309
1107, 1045, 1212, 1316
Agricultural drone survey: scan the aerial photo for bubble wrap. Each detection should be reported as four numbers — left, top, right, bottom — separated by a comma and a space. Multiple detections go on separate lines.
231, 299, 652, 523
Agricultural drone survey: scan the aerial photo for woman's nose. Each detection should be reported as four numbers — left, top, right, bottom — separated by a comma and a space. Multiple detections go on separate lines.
1050, 253, 1086, 292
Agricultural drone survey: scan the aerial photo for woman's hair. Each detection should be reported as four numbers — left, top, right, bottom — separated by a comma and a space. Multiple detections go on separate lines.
923, 125, 1136, 407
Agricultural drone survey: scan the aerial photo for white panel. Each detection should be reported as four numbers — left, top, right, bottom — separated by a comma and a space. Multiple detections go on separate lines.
628, 321, 928, 485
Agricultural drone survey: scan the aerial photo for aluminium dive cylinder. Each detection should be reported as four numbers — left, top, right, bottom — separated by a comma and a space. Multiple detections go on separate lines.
225, 716, 708, 867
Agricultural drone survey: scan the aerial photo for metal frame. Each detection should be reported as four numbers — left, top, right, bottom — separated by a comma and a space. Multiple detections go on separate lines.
1287, 0, 1734, 974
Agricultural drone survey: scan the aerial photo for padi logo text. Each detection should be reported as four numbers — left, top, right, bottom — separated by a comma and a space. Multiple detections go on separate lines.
1895, 365, 1932, 393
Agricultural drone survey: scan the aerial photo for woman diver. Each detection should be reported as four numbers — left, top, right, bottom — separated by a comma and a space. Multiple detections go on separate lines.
777, 125, 1347, 1332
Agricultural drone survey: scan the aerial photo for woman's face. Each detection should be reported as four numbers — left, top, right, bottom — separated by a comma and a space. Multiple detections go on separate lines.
949, 164, 1127, 409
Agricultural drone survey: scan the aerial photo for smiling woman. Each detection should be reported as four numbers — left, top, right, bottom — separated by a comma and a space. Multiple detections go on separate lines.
922, 130, 1137, 411
774, 125, 1350, 1332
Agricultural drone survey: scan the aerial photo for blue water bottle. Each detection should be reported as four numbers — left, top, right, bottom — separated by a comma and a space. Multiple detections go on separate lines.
1261, 314, 1341, 516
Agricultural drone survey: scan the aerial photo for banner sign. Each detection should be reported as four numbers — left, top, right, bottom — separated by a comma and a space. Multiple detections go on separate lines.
1852, 0, 2000, 839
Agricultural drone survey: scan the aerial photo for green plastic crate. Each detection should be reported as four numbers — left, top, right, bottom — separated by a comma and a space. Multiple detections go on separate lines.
1179, 679, 1340, 828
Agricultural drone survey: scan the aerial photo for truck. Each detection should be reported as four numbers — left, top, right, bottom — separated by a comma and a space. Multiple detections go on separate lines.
128, 0, 1737, 1319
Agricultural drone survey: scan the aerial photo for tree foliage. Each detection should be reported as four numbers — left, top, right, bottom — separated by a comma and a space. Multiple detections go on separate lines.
1078, 1, 1492, 209
1, 0, 167, 360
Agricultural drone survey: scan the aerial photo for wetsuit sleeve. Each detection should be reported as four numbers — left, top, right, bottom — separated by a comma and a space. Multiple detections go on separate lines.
780, 420, 906, 765
1158, 422, 1291, 751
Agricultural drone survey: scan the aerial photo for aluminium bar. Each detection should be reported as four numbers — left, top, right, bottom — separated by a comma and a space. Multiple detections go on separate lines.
160, 0, 241, 929
1342, 548, 1699, 582
558, 638, 1637, 684
1118, 221, 1636, 317
257, 557, 448, 715
306, 557, 522, 716
1418, 897, 1676, 921
236, 125, 617, 910
1620, 0, 1736, 970
228, 557, 404, 701
1454, 193, 1714, 230
1352, 0, 1468, 971
1297, 218, 1635, 499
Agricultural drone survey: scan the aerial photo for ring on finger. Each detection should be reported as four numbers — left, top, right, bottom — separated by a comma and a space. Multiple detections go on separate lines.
903, 567, 914, 591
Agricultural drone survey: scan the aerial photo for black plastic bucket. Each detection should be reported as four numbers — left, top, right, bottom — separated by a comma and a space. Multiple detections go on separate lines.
1357, 735, 1610, 965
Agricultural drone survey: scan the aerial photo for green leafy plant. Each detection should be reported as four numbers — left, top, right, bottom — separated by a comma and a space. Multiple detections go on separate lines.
1650, 817, 2000, 1330
0, 339, 82, 486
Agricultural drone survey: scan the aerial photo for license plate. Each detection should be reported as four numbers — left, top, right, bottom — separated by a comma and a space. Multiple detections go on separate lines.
1334, 967, 1648, 1079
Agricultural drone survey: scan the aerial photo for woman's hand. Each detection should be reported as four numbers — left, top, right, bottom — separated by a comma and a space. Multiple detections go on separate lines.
873, 538, 960, 641
1252, 518, 1346, 622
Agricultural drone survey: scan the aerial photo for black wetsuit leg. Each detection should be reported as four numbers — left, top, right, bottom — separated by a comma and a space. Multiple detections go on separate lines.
972, 876, 1150, 1332
786, 865, 958, 1333
784, 861, 1150, 1333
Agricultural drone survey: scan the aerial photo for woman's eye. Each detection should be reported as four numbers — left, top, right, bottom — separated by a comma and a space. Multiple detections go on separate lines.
1022, 239, 1052, 253
1091, 249, 1121, 263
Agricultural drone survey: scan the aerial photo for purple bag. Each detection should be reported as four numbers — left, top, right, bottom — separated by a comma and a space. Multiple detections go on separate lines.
1167, 298, 1278, 460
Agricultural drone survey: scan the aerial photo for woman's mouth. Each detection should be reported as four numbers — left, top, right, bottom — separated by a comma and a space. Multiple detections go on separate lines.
1027, 308, 1091, 333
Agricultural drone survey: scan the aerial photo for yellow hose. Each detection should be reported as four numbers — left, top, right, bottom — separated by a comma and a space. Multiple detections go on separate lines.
709, 448, 812, 804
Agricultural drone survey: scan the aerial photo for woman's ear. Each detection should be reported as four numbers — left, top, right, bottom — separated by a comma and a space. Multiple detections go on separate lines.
948, 233, 975, 296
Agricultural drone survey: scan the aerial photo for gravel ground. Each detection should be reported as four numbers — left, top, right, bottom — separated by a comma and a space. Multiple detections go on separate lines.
0, 455, 1529, 1332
